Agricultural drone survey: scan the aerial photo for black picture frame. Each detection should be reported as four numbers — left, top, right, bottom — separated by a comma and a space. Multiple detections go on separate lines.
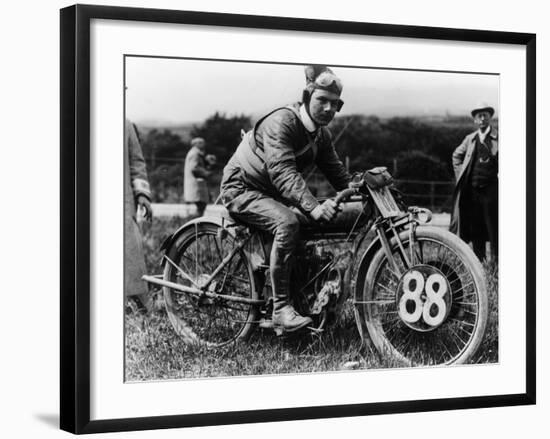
60, 4, 536, 434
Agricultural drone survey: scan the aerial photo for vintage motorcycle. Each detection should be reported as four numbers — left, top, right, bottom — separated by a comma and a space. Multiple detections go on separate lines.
143, 169, 488, 367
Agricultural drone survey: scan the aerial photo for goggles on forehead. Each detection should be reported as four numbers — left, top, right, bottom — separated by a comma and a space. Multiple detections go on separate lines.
312, 70, 343, 95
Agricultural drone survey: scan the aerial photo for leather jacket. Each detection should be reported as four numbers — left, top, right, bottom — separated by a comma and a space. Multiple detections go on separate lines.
221, 102, 350, 213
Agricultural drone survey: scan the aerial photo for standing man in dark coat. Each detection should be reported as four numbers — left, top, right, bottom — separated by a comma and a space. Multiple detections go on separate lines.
220, 65, 367, 333
450, 103, 498, 261
125, 119, 153, 311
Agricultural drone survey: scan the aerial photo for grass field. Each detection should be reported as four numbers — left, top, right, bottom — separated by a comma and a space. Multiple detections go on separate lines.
125, 216, 498, 381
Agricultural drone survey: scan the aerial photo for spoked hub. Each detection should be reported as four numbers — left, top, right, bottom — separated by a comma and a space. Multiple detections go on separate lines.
396, 265, 452, 332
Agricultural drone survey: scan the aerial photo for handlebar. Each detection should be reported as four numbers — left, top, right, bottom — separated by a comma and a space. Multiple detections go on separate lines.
334, 187, 360, 205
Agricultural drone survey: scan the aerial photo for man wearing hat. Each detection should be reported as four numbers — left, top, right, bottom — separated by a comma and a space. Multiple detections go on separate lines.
183, 137, 216, 217
220, 65, 365, 333
450, 103, 498, 261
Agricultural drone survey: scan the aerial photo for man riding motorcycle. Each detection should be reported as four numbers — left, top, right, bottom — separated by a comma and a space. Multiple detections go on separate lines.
220, 65, 366, 333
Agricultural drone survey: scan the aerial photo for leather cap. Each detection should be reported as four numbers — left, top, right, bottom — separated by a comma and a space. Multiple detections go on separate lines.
304, 65, 343, 95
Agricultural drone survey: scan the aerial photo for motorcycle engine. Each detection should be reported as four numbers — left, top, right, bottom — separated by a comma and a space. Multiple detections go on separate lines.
291, 240, 348, 329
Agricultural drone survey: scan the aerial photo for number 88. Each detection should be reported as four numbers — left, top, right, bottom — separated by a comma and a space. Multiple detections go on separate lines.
399, 270, 448, 326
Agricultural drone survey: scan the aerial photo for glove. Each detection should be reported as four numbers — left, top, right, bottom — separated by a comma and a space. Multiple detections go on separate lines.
136, 194, 152, 222
310, 199, 338, 222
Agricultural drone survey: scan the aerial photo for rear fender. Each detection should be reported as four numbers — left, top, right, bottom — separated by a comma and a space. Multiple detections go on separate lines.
159, 216, 233, 260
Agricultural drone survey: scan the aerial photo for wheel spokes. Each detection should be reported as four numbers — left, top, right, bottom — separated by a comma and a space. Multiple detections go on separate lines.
367, 237, 481, 365
167, 230, 254, 346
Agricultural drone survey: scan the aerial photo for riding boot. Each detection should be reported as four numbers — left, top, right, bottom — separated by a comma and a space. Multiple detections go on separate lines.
271, 259, 312, 333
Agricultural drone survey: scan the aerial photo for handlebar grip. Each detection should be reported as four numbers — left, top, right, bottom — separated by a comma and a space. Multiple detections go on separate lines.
334, 188, 358, 205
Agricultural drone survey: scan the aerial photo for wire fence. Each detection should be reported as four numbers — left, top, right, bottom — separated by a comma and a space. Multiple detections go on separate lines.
305, 169, 455, 213
393, 178, 455, 213
150, 166, 456, 214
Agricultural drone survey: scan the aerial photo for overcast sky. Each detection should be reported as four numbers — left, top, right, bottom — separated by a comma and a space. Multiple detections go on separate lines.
125, 57, 499, 125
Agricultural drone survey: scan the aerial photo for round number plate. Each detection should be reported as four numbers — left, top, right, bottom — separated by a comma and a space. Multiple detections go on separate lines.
396, 264, 452, 332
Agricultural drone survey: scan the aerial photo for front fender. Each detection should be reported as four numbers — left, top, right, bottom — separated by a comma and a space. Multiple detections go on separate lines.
352, 234, 383, 347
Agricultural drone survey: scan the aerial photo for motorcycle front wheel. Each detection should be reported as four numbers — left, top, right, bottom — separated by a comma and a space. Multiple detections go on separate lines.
361, 226, 488, 366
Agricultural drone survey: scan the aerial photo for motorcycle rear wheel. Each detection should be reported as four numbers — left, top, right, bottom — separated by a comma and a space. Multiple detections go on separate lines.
163, 222, 259, 347
362, 226, 488, 366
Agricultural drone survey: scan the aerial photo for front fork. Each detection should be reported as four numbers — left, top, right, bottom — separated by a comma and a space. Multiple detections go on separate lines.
372, 212, 451, 333
373, 205, 431, 275
374, 218, 415, 277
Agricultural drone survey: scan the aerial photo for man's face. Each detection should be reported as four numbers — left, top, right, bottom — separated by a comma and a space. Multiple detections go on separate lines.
473, 111, 492, 129
308, 89, 341, 126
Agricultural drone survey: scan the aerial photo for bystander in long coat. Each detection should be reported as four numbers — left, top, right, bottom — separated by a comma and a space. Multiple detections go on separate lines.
124, 120, 151, 298
183, 143, 211, 203
449, 127, 498, 246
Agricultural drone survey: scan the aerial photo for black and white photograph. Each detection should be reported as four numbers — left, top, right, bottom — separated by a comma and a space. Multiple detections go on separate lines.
54, 3, 537, 434
123, 58, 500, 380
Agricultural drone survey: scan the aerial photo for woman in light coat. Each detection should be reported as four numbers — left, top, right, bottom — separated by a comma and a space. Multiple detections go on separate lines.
183, 137, 216, 216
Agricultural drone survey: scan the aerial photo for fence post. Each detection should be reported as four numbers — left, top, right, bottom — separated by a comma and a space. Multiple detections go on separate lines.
430, 182, 435, 212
